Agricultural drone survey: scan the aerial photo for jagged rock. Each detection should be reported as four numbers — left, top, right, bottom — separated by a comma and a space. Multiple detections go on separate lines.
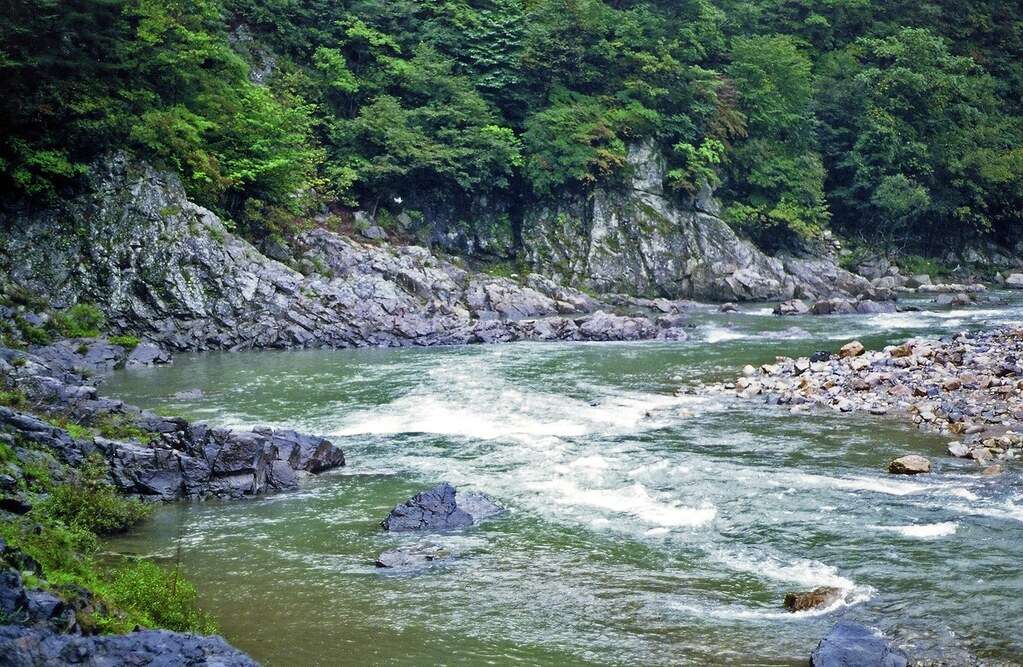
0, 625, 258, 666
375, 543, 451, 569
906, 274, 932, 288
783, 587, 842, 612
810, 622, 909, 667
888, 455, 931, 475
125, 343, 172, 367
381, 483, 503, 532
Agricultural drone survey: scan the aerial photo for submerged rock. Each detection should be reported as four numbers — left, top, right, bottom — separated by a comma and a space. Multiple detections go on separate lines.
810, 621, 909, 667
783, 586, 842, 612
381, 483, 503, 532
375, 543, 451, 569
888, 455, 931, 475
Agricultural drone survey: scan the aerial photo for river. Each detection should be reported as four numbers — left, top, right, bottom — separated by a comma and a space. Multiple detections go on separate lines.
104, 294, 1023, 665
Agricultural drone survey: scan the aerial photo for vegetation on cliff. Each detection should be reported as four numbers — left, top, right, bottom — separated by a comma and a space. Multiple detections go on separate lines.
2, 0, 1021, 250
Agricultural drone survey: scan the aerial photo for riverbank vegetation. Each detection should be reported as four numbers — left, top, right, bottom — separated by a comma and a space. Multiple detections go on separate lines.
2, 1, 1021, 251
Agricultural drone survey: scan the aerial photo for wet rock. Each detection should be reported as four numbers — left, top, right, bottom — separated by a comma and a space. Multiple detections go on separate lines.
981, 464, 1003, 476
173, 389, 204, 400
375, 543, 451, 569
773, 299, 810, 316
839, 341, 865, 358
125, 343, 172, 367
888, 455, 931, 475
1003, 273, 1023, 289
947, 441, 970, 458
783, 586, 842, 612
381, 483, 503, 532
719, 302, 738, 313
0, 625, 258, 666
906, 274, 932, 288
810, 621, 909, 667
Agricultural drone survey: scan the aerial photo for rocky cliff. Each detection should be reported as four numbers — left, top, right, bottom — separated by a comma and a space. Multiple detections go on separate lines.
521, 143, 872, 301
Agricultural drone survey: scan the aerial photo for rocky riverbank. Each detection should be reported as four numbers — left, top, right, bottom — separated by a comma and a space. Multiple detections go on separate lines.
710, 327, 1023, 469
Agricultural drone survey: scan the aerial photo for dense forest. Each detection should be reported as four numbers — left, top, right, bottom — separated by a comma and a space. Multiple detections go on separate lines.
2, 0, 1022, 253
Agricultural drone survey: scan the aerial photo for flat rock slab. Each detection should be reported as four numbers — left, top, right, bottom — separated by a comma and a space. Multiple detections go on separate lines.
381, 483, 504, 532
810, 621, 908, 667
375, 543, 451, 569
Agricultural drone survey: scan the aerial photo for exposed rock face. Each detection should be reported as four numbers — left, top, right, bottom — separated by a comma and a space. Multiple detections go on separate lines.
521, 143, 871, 302
0, 625, 258, 666
381, 483, 503, 532
0, 155, 694, 351
810, 621, 909, 667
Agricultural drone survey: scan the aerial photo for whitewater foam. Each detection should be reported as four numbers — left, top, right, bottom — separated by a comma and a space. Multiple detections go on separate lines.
874, 522, 958, 539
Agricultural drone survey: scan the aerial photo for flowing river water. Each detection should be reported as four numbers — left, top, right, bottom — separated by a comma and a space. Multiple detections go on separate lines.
104, 294, 1023, 666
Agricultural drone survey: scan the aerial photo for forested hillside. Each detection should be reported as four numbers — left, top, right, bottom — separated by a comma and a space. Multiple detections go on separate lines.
3, 0, 1021, 252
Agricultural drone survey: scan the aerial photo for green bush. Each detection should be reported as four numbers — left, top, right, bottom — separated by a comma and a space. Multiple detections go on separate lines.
108, 335, 140, 350
95, 415, 156, 445
0, 390, 28, 408
39, 454, 151, 534
14, 317, 50, 345
104, 560, 218, 634
53, 304, 105, 338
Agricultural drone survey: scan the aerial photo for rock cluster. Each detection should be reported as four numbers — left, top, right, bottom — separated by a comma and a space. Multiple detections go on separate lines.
0, 340, 346, 502
717, 328, 1023, 464
773, 298, 897, 316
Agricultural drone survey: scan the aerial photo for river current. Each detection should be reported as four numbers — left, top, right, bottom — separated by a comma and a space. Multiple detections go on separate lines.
105, 294, 1023, 666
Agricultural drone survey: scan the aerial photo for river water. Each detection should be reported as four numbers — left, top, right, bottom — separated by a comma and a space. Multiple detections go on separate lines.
105, 294, 1023, 666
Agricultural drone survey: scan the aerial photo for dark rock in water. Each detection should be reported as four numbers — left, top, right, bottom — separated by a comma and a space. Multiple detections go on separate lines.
719, 302, 738, 313
0, 625, 258, 666
783, 586, 842, 612
381, 483, 503, 532
809, 351, 831, 363
774, 299, 810, 316
375, 543, 451, 569
125, 343, 172, 367
810, 621, 909, 667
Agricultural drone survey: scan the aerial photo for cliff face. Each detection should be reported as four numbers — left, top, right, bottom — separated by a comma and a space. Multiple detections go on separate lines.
520, 143, 872, 302
0, 155, 693, 351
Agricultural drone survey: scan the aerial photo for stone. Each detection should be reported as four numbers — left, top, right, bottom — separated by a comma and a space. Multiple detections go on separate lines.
361, 225, 387, 240
773, 299, 810, 316
783, 586, 842, 612
382, 483, 483, 532
839, 341, 865, 358
125, 343, 172, 367
888, 455, 931, 475
981, 464, 1003, 476
718, 302, 738, 313
810, 621, 909, 667
947, 441, 970, 458
375, 543, 451, 569
906, 274, 932, 288
1005, 273, 1023, 289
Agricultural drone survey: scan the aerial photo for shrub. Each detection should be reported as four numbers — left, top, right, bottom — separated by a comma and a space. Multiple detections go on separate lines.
94, 415, 156, 445
14, 317, 51, 345
104, 560, 217, 634
0, 389, 27, 408
39, 454, 151, 534
108, 335, 140, 350
53, 304, 105, 338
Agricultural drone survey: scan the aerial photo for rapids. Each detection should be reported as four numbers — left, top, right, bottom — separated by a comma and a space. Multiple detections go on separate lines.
104, 293, 1023, 665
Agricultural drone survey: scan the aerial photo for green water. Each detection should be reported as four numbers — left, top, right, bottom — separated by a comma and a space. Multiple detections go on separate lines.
104, 297, 1023, 666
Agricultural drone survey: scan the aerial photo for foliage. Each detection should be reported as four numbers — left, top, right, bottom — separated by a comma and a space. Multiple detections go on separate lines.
108, 335, 141, 350
53, 304, 106, 338
94, 415, 157, 445
39, 454, 152, 534
1, 0, 1022, 249
0, 390, 28, 408
104, 560, 217, 634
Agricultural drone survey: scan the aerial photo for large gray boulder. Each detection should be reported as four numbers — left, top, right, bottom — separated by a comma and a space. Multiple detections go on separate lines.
381, 483, 503, 532
810, 621, 909, 667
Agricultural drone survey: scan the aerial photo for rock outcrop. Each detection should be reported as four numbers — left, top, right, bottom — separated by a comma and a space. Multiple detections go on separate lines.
0, 340, 346, 501
0, 155, 691, 352
381, 483, 503, 532
810, 621, 909, 667
521, 143, 872, 302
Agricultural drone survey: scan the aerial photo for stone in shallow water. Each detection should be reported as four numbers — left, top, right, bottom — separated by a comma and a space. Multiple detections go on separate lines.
375, 543, 451, 569
783, 586, 843, 612
888, 455, 931, 475
381, 483, 504, 532
810, 621, 908, 667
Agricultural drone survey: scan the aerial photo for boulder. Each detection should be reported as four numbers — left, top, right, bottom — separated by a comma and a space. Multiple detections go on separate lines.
810, 621, 909, 667
125, 343, 172, 367
719, 302, 738, 313
783, 586, 842, 612
773, 299, 810, 316
1005, 273, 1023, 289
888, 455, 931, 475
854, 300, 897, 314
906, 274, 932, 288
375, 543, 451, 569
839, 341, 865, 358
381, 483, 503, 532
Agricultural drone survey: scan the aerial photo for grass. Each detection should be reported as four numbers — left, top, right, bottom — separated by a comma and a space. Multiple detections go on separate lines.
53, 303, 105, 338
108, 335, 140, 350
94, 415, 157, 445
0, 389, 28, 408
39, 454, 151, 535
